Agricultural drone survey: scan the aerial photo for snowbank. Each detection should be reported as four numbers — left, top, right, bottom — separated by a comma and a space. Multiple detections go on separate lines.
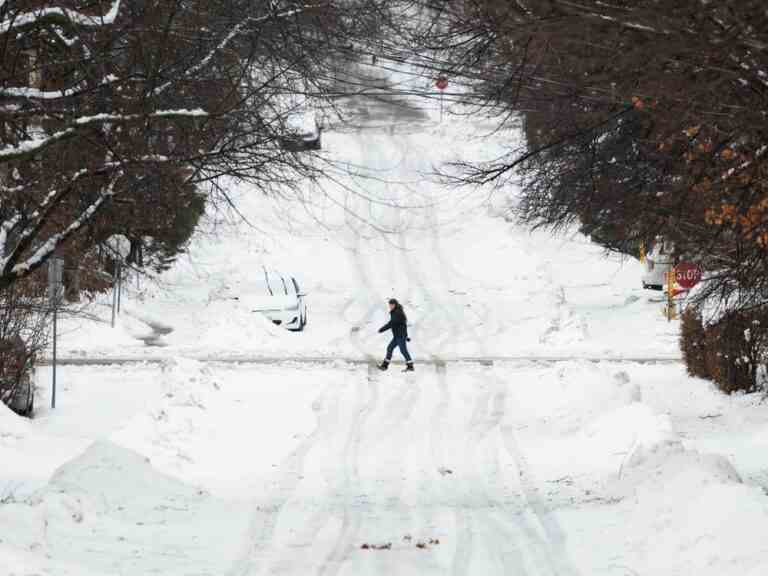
112, 357, 323, 497
0, 402, 28, 440
0, 440, 248, 575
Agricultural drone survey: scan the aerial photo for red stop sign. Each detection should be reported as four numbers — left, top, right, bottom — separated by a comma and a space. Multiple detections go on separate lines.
436, 76, 448, 91
675, 262, 702, 289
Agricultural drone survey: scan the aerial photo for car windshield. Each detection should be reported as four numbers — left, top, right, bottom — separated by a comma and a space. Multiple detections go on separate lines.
253, 270, 276, 296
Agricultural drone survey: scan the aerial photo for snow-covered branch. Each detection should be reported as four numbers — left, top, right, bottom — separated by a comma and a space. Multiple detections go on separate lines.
0, 109, 208, 162
10, 177, 117, 275
0, 1, 122, 34
153, 5, 328, 95
0, 0, 386, 289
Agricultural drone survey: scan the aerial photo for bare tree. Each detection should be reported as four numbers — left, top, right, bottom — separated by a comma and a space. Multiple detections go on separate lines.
404, 1, 768, 307
0, 0, 394, 290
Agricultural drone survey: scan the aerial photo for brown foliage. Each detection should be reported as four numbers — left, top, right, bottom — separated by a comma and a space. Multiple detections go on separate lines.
680, 307, 768, 394
415, 1, 768, 383
680, 309, 708, 380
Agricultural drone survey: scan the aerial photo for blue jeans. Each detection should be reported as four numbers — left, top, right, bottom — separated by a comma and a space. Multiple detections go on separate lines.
386, 337, 412, 362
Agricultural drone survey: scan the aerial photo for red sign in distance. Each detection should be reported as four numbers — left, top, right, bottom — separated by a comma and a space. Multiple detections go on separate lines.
675, 261, 702, 289
436, 76, 448, 91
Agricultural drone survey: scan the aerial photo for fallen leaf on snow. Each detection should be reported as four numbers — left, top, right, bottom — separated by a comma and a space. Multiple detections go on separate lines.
360, 542, 392, 551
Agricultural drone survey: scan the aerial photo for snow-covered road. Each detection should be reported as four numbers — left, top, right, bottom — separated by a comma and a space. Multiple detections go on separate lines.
3, 64, 768, 575
6, 359, 768, 575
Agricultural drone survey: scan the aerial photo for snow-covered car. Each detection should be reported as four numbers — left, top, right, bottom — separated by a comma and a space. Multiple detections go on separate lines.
250, 269, 308, 331
279, 111, 322, 152
642, 238, 674, 290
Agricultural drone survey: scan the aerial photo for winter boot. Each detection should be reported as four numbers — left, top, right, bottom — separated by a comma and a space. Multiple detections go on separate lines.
378, 360, 390, 371
404, 362, 414, 372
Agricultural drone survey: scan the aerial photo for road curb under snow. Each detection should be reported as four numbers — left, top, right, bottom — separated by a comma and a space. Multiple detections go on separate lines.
37, 355, 683, 367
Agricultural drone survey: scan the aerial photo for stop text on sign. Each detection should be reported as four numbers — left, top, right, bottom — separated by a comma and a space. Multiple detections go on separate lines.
674, 262, 703, 290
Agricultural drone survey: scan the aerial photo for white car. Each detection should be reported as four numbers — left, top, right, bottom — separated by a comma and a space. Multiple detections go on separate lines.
642, 238, 674, 290
250, 269, 307, 331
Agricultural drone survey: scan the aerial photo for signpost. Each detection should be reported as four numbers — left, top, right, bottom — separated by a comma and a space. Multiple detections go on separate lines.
436, 76, 448, 122
47, 257, 64, 409
106, 235, 130, 328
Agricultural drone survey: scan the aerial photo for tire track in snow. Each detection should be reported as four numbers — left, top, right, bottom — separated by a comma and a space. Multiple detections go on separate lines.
394, 190, 496, 575
317, 364, 380, 576
494, 366, 581, 576
344, 162, 416, 366
427, 359, 472, 575
400, 201, 487, 575
462, 370, 534, 575
421, 198, 580, 575
311, 130, 424, 575
486, 371, 575, 576
428, 213, 484, 356
405, 189, 537, 574
259, 365, 376, 575
228, 377, 343, 576
450, 321, 582, 572
346, 209, 381, 364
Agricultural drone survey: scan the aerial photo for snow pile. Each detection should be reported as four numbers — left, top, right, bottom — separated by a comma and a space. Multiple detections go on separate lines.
111, 358, 226, 482
0, 402, 28, 440
562, 442, 768, 574
546, 370, 768, 575
181, 298, 290, 351
583, 401, 683, 473
0, 440, 247, 576
598, 447, 768, 575
112, 358, 322, 496
57, 310, 156, 358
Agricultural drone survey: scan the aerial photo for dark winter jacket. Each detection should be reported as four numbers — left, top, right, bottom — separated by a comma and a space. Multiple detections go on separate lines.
379, 306, 408, 339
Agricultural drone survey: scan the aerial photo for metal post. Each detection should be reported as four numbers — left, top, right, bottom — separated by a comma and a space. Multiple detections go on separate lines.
111, 267, 118, 328
117, 261, 122, 314
51, 304, 57, 409
48, 257, 63, 409
440, 91, 444, 123
667, 269, 675, 322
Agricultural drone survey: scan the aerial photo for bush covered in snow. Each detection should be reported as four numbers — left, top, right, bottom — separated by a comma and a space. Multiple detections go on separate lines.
680, 307, 768, 393
680, 309, 709, 381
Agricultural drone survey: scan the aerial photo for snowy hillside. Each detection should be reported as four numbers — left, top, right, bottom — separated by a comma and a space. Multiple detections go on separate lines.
2, 65, 768, 575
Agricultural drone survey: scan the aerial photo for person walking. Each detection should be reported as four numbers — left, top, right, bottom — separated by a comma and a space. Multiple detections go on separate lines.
378, 298, 414, 371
